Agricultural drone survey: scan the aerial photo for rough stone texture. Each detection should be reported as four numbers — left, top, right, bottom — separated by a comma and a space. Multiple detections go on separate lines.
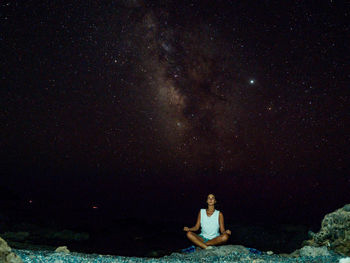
0, 237, 11, 254
0, 237, 23, 263
339, 257, 350, 263
303, 204, 350, 256
13, 245, 345, 263
299, 246, 331, 257
55, 246, 70, 253
162, 244, 342, 263
196, 244, 250, 257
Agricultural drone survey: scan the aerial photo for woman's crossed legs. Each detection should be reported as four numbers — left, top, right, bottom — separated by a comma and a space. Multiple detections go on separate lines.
186, 231, 229, 249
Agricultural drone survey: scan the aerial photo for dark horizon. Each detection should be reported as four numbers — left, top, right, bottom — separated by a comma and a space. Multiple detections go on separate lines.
2, 167, 349, 226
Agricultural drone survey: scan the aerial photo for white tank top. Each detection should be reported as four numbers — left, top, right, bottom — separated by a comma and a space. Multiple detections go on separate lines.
200, 209, 220, 239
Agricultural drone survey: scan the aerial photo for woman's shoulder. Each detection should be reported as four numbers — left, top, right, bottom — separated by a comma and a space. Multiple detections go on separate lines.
200, 208, 207, 214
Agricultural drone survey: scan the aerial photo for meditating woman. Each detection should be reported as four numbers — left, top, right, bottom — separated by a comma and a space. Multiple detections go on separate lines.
183, 193, 231, 249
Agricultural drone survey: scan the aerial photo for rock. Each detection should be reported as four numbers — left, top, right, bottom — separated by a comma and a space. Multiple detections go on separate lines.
343, 205, 350, 212
55, 246, 70, 253
339, 257, 350, 263
174, 244, 249, 258
287, 249, 300, 258
299, 245, 331, 257
12, 243, 346, 262
0, 237, 11, 254
0, 236, 23, 263
210, 244, 250, 255
302, 204, 350, 256
266, 250, 274, 255
280, 252, 293, 257
6, 252, 23, 263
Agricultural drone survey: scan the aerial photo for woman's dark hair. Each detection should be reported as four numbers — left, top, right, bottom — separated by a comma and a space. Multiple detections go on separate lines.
205, 193, 221, 210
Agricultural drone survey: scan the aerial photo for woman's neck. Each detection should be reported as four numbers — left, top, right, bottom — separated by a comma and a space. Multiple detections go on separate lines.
207, 205, 215, 211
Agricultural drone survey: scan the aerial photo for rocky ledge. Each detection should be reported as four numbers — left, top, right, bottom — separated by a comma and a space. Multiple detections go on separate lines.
10, 245, 350, 263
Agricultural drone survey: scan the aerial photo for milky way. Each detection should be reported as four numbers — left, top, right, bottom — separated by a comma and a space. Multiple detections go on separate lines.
1, 0, 348, 179
126, 8, 277, 173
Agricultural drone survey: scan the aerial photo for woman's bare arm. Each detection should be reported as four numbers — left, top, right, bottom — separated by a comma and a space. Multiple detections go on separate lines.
219, 212, 231, 235
219, 212, 226, 234
184, 211, 201, 231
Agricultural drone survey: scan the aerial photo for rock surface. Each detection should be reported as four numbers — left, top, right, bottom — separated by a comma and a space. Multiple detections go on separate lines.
299, 245, 332, 257
2, 234, 345, 263
12, 244, 345, 263
303, 204, 350, 256
0, 237, 23, 263
55, 246, 70, 253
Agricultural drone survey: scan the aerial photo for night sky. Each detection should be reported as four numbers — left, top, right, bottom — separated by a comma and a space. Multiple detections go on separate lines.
1, 1, 349, 226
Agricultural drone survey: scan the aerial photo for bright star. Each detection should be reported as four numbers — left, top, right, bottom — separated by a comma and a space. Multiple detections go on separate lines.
250, 79, 255, 84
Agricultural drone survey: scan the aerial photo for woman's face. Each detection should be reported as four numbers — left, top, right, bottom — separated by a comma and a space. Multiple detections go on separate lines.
207, 194, 216, 206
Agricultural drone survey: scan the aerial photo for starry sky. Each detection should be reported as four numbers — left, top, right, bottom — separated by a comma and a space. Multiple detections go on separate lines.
1, 1, 349, 224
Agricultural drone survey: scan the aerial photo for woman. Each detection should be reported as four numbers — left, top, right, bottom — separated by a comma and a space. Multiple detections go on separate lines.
183, 193, 231, 249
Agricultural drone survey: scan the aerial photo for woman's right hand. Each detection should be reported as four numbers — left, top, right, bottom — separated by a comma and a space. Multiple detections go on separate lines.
183, 226, 190, 232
